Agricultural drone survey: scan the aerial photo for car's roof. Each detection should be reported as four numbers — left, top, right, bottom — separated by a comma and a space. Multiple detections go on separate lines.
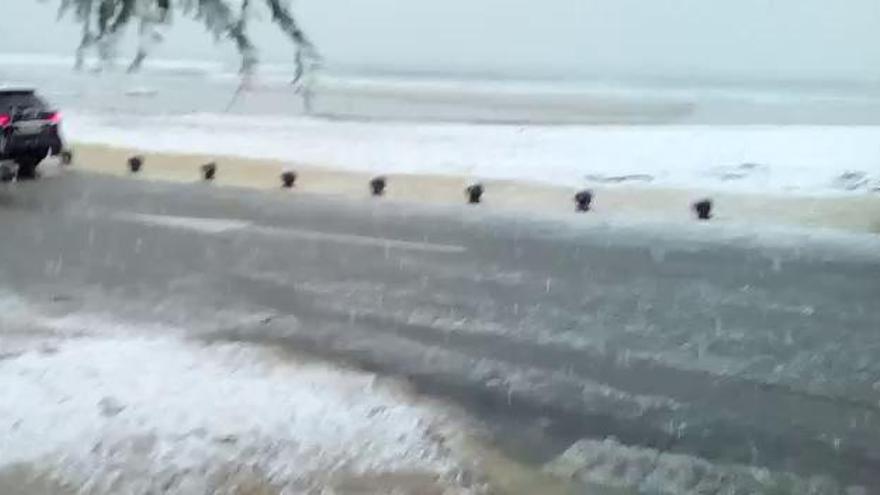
0, 88, 36, 96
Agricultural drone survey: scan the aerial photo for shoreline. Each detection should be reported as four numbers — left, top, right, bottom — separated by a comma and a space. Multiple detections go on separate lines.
69, 142, 880, 234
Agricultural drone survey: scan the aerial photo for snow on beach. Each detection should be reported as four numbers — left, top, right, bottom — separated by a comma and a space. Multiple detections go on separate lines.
66, 111, 880, 196
4, 54, 880, 197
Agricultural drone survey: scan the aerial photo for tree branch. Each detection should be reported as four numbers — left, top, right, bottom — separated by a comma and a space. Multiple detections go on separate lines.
127, 1, 169, 73
264, 0, 314, 50
195, 0, 258, 75
263, 0, 320, 84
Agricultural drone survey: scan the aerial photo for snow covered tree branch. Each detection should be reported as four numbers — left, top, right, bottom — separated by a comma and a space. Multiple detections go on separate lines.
263, 0, 321, 86
96, 0, 136, 67
58, 0, 155, 71
184, 0, 258, 75
58, 0, 97, 70
53, 0, 321, 110
127, 0, 169, 72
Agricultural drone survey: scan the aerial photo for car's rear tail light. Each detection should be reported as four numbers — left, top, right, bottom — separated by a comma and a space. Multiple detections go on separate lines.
0, 114, 10, 127
47, 112, 62, 124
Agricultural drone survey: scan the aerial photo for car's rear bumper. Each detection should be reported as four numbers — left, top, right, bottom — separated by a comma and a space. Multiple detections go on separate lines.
0, 130, 63, 159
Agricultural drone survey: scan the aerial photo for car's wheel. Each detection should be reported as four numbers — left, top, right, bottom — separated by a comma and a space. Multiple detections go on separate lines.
15, 155, 42, 180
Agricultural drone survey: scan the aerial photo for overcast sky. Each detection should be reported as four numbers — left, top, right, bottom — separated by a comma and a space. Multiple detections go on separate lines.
3, 0, 880, 82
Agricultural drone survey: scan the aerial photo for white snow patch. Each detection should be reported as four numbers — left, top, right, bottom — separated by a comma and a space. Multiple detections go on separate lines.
123, 87, 160, 98
66, 111, 880, 196
112, 212, 467, 253
115, 212, 252, 234
0, 336, 469, 492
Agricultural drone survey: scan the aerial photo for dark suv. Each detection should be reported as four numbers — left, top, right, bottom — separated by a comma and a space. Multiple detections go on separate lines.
0, 89, 64, 179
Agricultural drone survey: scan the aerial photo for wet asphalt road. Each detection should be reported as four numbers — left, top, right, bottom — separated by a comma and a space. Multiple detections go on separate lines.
2, 172, 880, 490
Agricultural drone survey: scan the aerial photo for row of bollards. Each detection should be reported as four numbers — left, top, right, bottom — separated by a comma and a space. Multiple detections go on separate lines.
125, 155, 714, 220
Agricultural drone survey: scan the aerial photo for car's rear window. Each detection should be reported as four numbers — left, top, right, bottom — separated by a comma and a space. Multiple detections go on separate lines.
0, 92, 47, 113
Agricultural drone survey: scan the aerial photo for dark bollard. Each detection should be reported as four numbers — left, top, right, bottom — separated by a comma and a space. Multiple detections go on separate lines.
128, 155, 144, 173
60, 150, 74, 166
574, 190, 593, 212
201, 162, 217, 181
466, 183, 484, 204
281, 171, 297, 189
370, 176, 387, 197
693, 199, 713, 220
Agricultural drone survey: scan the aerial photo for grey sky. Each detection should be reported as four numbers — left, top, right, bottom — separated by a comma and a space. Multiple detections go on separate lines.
3, 0, 880, 82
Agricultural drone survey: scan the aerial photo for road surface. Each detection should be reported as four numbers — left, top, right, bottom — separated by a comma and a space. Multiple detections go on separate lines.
2, 171, 879, 491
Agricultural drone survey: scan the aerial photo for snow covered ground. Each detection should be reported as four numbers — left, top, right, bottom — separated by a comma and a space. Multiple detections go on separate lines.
66, 112, 880, 196
0, 294, 481, 494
